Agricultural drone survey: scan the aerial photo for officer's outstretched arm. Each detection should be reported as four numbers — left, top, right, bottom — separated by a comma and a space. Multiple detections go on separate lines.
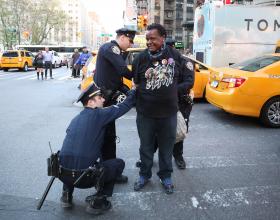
104, 47, 133, 79
98, 90, 136, 125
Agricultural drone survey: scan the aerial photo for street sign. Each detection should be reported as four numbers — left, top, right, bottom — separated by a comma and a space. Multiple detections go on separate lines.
175, 41, 184, 49
100, 33, 112, 37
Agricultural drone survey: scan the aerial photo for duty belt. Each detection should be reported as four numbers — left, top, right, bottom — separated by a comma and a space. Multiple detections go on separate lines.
59, 167, 86, 178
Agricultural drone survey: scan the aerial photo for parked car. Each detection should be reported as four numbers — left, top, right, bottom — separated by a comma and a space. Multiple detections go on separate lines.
0, 52, 2, 70
51, 51, 63, 68
0, 50, 34, 72
80, 48, 144, 91
184, 55, 217, 99
206, 54, 280, 127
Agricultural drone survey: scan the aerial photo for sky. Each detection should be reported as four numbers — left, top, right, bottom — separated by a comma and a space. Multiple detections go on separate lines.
82, 0, 126, 34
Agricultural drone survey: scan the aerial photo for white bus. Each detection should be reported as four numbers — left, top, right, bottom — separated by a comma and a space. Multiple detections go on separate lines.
16, 45, 84, 67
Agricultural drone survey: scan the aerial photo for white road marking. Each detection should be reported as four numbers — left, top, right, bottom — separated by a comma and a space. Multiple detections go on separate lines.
191, 196, 200, 208
123, 154, 280, 169
57, 76, 71, 81
15, 75, 37, 80
112, 185, 280, 210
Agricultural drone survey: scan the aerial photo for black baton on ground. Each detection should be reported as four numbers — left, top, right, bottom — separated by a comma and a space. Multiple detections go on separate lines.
37, 176, 56, 210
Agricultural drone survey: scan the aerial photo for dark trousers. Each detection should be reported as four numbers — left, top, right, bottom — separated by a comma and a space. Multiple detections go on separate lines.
173, 141, 183, 158
136, 113, 177, 179
102, 98, 117, 161
154, 139, 183, 158
72, 66, 80, 77
60, 159, 125, 197
44, 61, 52, 78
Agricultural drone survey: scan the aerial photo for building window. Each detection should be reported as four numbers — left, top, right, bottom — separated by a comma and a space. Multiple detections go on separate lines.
166, 11, 173, 18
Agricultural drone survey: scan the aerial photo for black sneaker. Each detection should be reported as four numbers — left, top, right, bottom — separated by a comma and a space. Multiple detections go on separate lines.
115, 174, 128, 184
174, 155, 186, 169
86, 196, 112, 215
60, 191, 73, 208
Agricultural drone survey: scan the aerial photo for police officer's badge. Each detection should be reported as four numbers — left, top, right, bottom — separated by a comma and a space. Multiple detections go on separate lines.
162, 59, 168, 65
152, 61, 159, 66
111, 46, 120, 55
186, 61, 194, 71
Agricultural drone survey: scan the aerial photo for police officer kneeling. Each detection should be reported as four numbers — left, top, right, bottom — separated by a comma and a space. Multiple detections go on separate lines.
58, 83, 136, 215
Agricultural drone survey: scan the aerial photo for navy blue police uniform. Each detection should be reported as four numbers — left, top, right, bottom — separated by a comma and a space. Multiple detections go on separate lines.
58, 83, 136, 213
94, 28, 136, 163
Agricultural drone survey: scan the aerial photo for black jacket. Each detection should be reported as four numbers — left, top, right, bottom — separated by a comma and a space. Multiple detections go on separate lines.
59, 91, 136, 170
94, 40, 132, 91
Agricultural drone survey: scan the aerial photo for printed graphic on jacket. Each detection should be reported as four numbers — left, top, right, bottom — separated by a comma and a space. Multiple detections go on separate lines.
145, 58, 175, 90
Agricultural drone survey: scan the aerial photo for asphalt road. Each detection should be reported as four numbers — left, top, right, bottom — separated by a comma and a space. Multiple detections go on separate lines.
0, 67, 279, 220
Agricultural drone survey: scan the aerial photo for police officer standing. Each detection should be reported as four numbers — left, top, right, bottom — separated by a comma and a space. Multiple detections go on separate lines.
58, 83, 136, 215
94, 28, 136, 183
165, 38, 195, 169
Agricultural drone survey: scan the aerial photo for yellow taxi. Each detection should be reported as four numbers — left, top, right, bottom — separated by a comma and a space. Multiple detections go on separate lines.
206, 54, 280, 127
184, 55, 217, 98
80, 48, 145, 91
0, 50, 34, 72
0, 52, 2, 69
276, 40, 280, 53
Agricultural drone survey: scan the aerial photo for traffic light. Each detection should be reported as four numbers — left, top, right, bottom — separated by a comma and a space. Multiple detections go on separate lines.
137, 15, 144, 29
143, 15, 148, 28
22, 31, 30, 40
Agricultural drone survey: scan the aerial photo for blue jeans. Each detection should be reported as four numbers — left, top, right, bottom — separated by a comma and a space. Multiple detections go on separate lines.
136, 113, 177, 179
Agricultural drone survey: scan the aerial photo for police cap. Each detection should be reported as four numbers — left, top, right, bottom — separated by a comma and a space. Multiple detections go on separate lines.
116, 28, 136, 43
77, 82, 102, 104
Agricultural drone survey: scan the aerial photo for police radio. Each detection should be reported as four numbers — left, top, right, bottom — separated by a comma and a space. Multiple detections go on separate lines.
47, 142, 60, 177
37, 142, 59, 210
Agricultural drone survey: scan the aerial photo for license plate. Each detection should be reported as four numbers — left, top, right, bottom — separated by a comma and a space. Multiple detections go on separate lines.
211, 80, 219, 88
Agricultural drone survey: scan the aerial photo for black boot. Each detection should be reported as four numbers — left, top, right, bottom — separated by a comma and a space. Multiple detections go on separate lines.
174, 155, 186, 169
41, 73, 43, 80
60, 191, 73, 208
37, 72, 39, 80
86, 195, 111, 215
115, 174, 128, 184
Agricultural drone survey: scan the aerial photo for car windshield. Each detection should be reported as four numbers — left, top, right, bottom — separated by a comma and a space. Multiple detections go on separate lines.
230, 55, 280, 72
2, 51, 19, 57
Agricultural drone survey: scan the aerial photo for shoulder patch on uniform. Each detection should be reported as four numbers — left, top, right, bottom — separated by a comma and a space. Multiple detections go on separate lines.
111, 46, 120, 55
186, 61, 194, 71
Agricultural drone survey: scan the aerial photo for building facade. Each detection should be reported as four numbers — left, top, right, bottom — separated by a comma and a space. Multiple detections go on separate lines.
135, 0, 196, 50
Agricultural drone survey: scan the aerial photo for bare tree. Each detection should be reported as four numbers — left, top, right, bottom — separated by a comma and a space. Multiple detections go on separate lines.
0, 0, 67, 48
29, 0, 68, 44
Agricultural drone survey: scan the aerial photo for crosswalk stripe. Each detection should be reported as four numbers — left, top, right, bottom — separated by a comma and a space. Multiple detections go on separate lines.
57, 76, 71, 80
112, 185, 280, 210
16, 75, 37, 80
123, 154, 280, 170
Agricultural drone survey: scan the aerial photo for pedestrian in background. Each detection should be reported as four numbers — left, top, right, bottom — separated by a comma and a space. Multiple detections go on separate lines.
74, 46, 91, 78
132, 23, 194, 194
71, 48, 80, 78
34, 50, 44, 80
43, 47, 53, 79
94, 27, 136, 184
